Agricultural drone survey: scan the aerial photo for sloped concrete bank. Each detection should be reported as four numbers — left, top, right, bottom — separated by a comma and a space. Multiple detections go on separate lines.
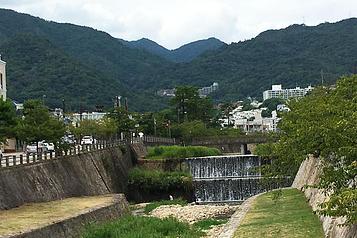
5, 194, 129, 238
0, 145, 136, 210
292, 156, 357, 238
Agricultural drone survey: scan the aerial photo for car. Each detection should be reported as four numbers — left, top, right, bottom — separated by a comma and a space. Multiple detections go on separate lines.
40, 141, 55, 152
26, 144, 39, 153
62, 135, 76, 145
81, 136, 97, 145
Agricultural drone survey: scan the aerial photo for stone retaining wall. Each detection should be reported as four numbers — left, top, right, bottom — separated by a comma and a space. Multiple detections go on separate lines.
0, 145, 136, 210
292, 156, 357, 238
8, 194, 129, 238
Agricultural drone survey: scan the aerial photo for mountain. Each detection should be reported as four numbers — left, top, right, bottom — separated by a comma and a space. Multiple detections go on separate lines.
121, 37, 226, 62
0, 8, 356, 111
0, 8, 170, 111
150, 19, 357, 101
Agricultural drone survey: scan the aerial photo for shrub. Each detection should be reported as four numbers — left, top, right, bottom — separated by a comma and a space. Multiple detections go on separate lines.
128, 167, 192, 192
193, 218, 228, 230
147, 145, 221, 160
81, 215, 204, 238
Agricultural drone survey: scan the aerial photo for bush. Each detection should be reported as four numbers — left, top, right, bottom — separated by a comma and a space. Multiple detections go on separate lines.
147, 145, 221, 160
193, 218, 228, 230
144, 198, 187, 214
128, 167, 192, 192
81, 215, 204, 238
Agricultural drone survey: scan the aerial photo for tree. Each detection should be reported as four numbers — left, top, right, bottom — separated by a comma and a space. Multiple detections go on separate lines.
256, 75, 357, 224
171, 86, 214, 123
17, 100, 65, 150
108, 107, 137, 137
0, 100, 18, 143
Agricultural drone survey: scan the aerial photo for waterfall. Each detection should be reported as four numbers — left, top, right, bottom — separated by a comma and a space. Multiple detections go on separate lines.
187, 155, 287, 203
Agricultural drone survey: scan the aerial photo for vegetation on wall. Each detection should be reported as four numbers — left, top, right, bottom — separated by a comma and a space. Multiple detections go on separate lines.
128, 167, 192, 192
256, 75, 357, 224
146, 145, 221, 160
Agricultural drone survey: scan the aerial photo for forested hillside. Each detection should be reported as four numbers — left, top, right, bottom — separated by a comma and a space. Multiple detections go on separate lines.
121, 37, 226, 62
151, 19, 357, 101
0, 8, 356, 111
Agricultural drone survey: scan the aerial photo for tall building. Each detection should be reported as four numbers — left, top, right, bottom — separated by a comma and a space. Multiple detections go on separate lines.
263, 84, 313, 101
0, 56, 6, 101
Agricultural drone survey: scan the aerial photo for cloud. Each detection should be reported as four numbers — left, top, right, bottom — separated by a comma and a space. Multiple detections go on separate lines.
2, 0, 356, 49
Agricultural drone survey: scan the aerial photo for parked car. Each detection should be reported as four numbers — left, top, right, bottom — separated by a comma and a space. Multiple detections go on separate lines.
26, 144, 39, 153
62, 135, 76, 145
26, 141, 55, 153
39, 141, 55, 152
81, 136, 97, 145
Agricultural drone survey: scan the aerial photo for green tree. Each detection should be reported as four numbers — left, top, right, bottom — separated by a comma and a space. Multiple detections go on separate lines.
0, 100, 18, 143
256, 75, 357, 224
17, 100, 65, 150
171, 86, 214, 123
108, 107, 137, 137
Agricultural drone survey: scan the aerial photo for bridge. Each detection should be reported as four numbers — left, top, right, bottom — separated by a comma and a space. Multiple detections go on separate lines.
190, 135, 271, 154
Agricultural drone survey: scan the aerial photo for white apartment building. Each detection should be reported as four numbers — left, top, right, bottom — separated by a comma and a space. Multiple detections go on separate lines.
263, 84, 313, 101
0, 57, 6, 101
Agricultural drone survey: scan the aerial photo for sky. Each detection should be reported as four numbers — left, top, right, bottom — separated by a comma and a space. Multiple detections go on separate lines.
1, 0, 357, 49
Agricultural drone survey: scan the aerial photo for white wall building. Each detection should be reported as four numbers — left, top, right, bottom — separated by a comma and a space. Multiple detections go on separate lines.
0, 56, 6, 101
71, 112, 107, 125
263, 84, 313, 101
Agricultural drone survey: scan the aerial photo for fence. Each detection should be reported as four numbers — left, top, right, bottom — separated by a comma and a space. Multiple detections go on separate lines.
0, 135, 176, 169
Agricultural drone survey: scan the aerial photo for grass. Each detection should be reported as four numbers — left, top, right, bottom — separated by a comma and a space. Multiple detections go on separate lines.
81, 215, 204, 238
128, 167, 192, 192
234, 188, 324, 238
193, 218, 228, 230
144, 199, 188, 214
146, 145, 221, 160
0, 195, 117, 236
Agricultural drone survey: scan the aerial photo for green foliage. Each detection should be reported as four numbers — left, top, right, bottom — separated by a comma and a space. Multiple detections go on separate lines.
1, 9, 356, 111
128, 167, 192, 192
256, 76, 357, 224
193, 218, 228, 230
16, 100, 65, 144
70, 117, 117, 140
81, 215, 204, 238
260, 98, 286, 117
108, 107, 137, 135
147, 145, 221, 160
122, 37, 225, 63
170, 86, 214, 124
0, 99, 18, 143
171, 120, 243, 143
144, 199, 187, 214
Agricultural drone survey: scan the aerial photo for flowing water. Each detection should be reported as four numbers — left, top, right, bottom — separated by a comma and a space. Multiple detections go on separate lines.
187, 155, 286, 203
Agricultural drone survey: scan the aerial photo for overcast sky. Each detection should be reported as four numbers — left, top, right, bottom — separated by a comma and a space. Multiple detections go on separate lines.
2, 0, 357, 49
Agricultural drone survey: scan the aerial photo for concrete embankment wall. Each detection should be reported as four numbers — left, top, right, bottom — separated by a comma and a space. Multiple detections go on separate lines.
11, 194, 129, 238
0, 145, 136, 210
292, 156, 357, 238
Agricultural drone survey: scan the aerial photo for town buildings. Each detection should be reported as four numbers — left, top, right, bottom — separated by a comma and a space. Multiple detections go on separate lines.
0, 56, 6, 101
71, 112, 107, 125
263, 84, 314, 101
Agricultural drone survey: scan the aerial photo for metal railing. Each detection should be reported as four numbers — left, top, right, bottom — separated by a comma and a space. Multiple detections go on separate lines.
0, 135, 175, 169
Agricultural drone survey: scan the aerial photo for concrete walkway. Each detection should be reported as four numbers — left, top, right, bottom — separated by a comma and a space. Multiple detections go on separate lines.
217, 193, 261, 238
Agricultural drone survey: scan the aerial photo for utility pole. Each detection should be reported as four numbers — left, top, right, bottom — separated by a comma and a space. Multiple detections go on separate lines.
62, 99, 65, 114
320, 69, 324, 85
153, 117, 157, 136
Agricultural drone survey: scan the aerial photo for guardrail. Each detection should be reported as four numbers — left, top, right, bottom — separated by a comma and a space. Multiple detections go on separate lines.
0, 135, 176, 169
0, 140, 126, 168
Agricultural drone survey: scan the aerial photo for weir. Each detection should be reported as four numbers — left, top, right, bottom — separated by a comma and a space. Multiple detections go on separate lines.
187, 155, 285, 203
